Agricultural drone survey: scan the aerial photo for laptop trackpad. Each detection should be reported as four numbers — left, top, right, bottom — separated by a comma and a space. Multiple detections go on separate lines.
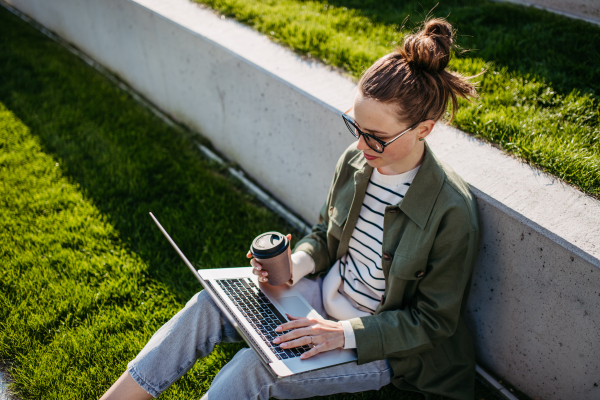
278, 296, 312, 318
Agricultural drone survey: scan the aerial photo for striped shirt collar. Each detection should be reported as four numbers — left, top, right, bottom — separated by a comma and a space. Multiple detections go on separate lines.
347, 143, 446, 230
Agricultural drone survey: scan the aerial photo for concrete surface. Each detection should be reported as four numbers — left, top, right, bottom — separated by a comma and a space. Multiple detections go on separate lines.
494, 0, 600, 25
3, 0, 600, 399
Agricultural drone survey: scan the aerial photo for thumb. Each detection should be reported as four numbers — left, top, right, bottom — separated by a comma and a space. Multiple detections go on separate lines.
286, 233, 292, 241
246, 251, 253, 258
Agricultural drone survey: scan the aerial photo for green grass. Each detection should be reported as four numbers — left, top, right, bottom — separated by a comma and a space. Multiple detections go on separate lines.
0, 7, 506, 400
194, 0, 600, 198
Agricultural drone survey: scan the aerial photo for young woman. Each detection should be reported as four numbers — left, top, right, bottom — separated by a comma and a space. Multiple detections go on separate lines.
101, 18, 480, 400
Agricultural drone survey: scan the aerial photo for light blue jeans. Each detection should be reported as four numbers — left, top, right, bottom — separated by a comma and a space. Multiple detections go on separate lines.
127, 276, 392, 399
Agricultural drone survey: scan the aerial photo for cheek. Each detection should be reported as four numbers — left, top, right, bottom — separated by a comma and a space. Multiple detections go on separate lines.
382, 140, 414, 162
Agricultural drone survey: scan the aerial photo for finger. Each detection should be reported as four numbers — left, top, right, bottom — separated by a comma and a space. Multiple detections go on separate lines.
286, 234, 292, 241
250, 260, 267, 276
273, 327, 313, 344
285, 313, 302, 320
278, 335, 313, 349
275, 318, 309, 332
300, 341, 328, 360
254, 271, 269, 282
275, 317, 312, 332
246, 251, 252, 258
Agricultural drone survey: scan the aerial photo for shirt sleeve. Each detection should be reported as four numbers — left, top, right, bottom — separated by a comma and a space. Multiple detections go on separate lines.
339, 320, 357, 349
286, 251, 316, 286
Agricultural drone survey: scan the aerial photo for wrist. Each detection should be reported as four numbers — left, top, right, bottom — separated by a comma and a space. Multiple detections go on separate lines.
338, 321, 345, 348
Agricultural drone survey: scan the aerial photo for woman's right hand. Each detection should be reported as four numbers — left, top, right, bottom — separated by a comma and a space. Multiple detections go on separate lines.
247, 251, 269, 283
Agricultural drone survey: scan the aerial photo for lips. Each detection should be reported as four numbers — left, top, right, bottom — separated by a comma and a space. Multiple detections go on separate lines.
363, 152, 378, 161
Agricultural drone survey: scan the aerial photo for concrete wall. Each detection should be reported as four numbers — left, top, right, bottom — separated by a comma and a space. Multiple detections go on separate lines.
4, 0, 600, 399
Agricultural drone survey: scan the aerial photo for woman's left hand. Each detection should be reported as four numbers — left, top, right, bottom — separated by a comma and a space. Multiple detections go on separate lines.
272, 313, 345, 360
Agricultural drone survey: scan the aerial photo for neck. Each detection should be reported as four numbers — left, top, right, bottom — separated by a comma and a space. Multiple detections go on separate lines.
377, 143, 426, 175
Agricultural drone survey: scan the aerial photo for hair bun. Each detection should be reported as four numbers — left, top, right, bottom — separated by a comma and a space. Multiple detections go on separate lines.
398, 18, 454, 73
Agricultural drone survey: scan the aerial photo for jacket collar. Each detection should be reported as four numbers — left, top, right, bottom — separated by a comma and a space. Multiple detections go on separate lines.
347, 142, 445, 229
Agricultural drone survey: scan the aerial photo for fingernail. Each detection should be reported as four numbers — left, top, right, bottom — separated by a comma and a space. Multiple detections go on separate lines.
256, 265, 261, 270
273, 338, 280, 343
275, 326, 281, 332
262, 271, 267, 276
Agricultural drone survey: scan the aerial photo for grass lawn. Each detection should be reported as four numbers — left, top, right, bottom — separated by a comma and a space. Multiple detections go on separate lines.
0, 7, 506, 400
194, 0, 600, 199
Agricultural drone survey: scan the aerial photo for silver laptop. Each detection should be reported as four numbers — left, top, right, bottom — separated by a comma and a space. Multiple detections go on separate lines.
149, 212, 357, 378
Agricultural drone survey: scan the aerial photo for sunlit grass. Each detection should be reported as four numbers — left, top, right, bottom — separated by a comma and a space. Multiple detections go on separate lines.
194, 0, 600, 197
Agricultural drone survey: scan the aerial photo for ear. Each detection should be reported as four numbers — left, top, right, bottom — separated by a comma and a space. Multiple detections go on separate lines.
417, 120, 436, 140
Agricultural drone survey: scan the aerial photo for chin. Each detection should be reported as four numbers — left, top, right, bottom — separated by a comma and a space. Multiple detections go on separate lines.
363, 158, 379, 167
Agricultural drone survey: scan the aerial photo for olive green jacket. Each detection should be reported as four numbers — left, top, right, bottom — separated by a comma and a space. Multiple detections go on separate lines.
294, 142, 480, 400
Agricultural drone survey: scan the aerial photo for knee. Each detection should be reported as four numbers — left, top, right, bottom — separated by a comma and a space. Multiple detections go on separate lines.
180, 290, 218, 320
232, 349, 277, 390
185, 290, 212, 308
232, 348, 268, 374
210, 349, 275, 398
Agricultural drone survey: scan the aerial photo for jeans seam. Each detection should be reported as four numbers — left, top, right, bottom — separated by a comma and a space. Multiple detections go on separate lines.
250, 383, 272, 400
160, 358, 196, 391
128, 364, 160, 398
289, 369, 390, 384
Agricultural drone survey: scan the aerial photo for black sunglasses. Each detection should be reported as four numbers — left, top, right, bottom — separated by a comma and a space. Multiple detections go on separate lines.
342, 109, 420, 154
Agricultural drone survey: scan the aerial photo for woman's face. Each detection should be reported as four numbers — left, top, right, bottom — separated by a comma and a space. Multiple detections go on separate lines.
352, 91, 434, 175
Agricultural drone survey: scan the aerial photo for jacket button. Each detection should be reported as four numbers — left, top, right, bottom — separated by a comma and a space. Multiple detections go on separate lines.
382, 252, 392, 261
415, 270, 426, 278
328, 206, 334, 217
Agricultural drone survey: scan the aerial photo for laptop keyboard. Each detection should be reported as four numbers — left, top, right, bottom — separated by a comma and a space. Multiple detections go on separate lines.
217, 278, 311, 360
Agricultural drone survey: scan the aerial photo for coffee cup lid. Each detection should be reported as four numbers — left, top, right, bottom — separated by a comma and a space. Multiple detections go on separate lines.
251, 232, 287, 256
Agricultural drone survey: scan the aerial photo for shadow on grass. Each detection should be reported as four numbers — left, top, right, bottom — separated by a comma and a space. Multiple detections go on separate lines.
0, 6, 509, 400
324, 0, 600, 98
0, 6, 303, 303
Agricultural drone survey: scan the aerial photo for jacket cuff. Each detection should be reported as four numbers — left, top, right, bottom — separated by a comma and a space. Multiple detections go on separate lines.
348, 316, 383, 364
286, 251, 315, 286
339, 320, 357, 349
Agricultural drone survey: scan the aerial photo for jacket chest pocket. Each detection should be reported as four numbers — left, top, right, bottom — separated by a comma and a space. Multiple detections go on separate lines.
387, 255, 428, 309
388, 223, 431, 280
328, 197, 351, 240
389, 254, 428, 281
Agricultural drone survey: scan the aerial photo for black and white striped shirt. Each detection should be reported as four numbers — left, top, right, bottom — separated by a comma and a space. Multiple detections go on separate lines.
322, 165, 420, 320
